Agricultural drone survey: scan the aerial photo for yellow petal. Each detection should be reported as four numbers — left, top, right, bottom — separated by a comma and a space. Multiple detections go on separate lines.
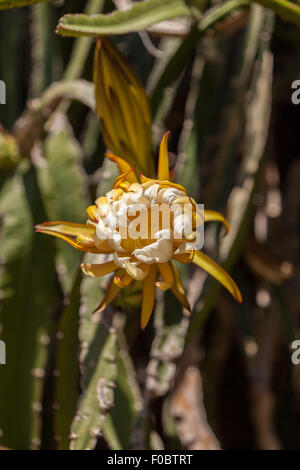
35, 222, 99, 253
93, 237, 115, 253
173, 196, 191, 205
140, 265, 157, 330
113, 167, 136, 189
95, 196, 110, 217
192, 250, 242, 303
105, 152, 138, 183
128, 182, 142, 193
140, 174, 187, 194
86, 205, 99, 223
114, 271, 133, 288
106, 188, 123, 203
204, 210, 230, 234
36, 221, 95, 237
76, 233, 96, 245
170, 261, 191, 313
125, 261, 150, 281
81, 261, 117, 277
93, 276, 121, 314
158, 131, 170, 180
172, 253, 193, 264
156, 262, 174, 290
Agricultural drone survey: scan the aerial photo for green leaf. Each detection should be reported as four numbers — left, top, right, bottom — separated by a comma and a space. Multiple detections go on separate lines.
0, 163, 56, 449
0, 0, 51, 9
57, 0, 192, 37
254, 0, 300, 27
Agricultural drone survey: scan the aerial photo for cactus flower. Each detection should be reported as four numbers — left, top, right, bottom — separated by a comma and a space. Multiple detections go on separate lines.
36, 133, 242, 329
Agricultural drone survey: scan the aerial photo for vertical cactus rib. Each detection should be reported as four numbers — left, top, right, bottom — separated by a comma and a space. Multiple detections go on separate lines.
54, 271, 82, 449
0, 164, 56, 449
38, 117, 89, 295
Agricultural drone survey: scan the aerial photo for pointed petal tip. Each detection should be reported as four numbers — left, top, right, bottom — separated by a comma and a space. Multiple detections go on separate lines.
93, 304, 105, 315
192, 250, 242, 304
222, 222, 230, 236
140, 316, 151, 330
182, 299, 192, 313
183, 306, 192, 317
155, 281, 170, 291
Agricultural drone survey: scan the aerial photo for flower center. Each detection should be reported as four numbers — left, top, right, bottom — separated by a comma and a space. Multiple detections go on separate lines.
93, 182, 197, 264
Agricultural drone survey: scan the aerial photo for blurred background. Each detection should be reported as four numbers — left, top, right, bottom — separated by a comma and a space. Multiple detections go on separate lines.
0, 0, 300, 450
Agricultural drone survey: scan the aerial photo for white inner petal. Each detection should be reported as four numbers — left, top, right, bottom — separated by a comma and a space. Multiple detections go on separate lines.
173, 213, 193, 239
96, 218, 112, 240
113, 252, 131, 267
156, 187, 185, 204
133, 237, 173, 264
143, 183, 160, 201
93, 182, 193, 264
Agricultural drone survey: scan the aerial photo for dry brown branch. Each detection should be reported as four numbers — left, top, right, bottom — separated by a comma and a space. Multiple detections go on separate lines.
170, 366, 220, 450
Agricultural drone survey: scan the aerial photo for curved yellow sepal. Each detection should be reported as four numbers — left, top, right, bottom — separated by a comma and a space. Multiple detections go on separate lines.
140, 265, 157, 330
93, 275, 121, 314
172, 252, 193, 264
35, 221, 95, 237
156, 262, 174, 290
170, 261, 191, 313
204, 210, 230, 234
114, 271, 133, 288
125, 262, 150, 281
81, 261, 117, 277
35, 222, 99, 253
139, 174, 187, 194
113, 167, 136, 189
158, 131, 170, 181
105, 152, 138, 183
192, 250, 242, 303
86, 205, 99, 223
